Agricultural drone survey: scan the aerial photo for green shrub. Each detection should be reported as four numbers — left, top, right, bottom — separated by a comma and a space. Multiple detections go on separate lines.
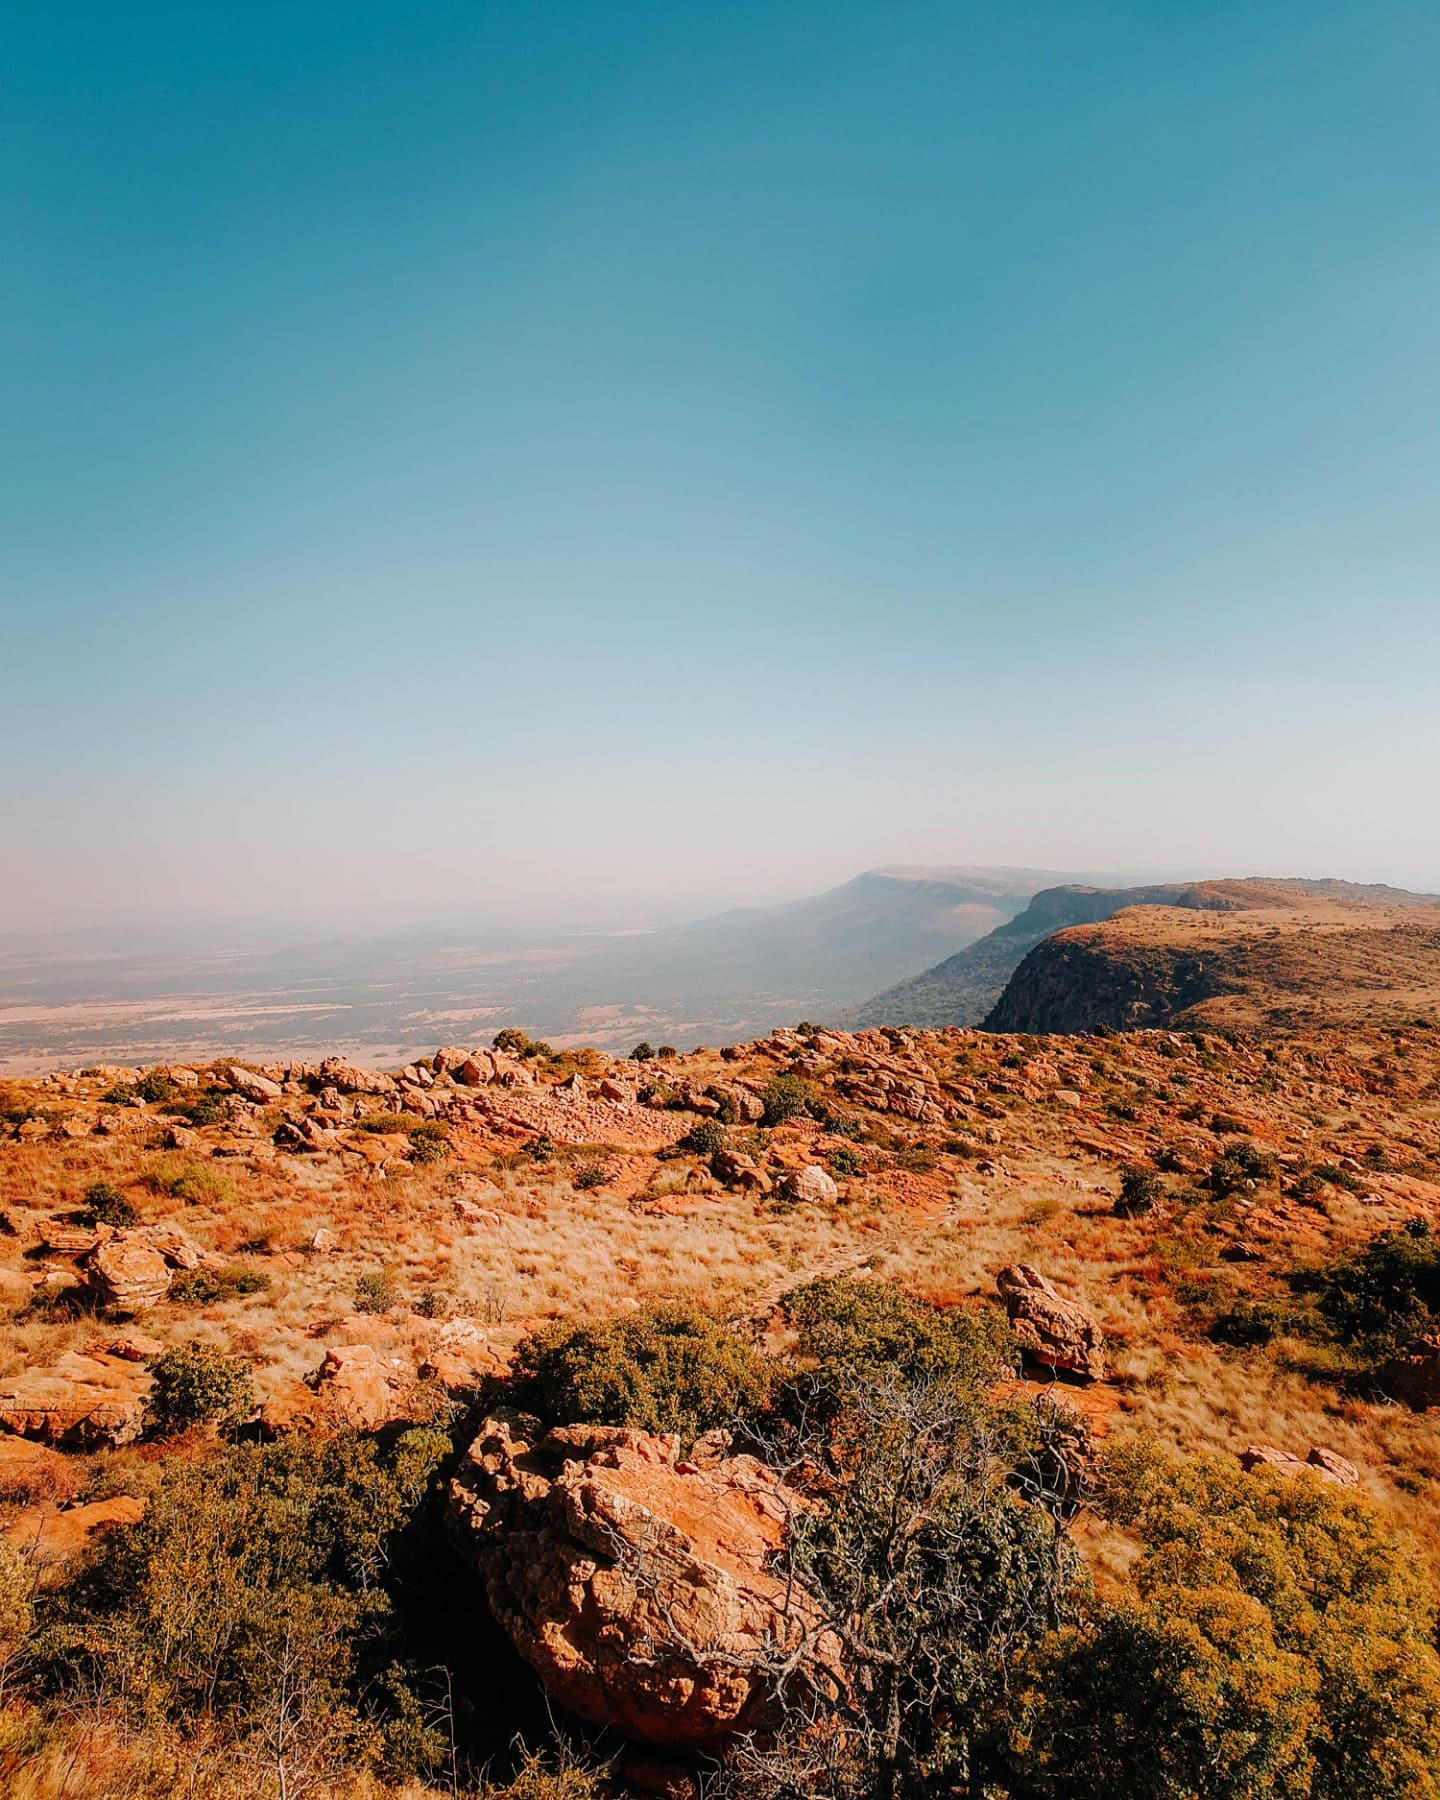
780, 1276, 1017, 1412
37, 1431, 452, 1778
1206, 1138, 1279, 1197
134, 1069, 178, 1104
1312, 1218, 1440, 1359
890, 1142, 936, 1174
571, 1161, 608, 1192
169, 1264, 270, 1307
146, 1344, 254, 1437
174, 1089, 227, 1126
407, 1119, 450, 1163
1209, 1298, 1292, 1347
760, 1074, 820, 1127
355, 1267, 401, 1314
629, 1041, 656, 1062
676, 1119, 727, 1159
1115, 1164, 1164, 1218
358, 1111, 413, 1134
1019, 1441, 1440, 1798
512, 1303, 774, 1439
493, 1027, 532, 1055
82, 1181, 137, 1227
144, 1158, 235, 1207
828, 1145, 863, 1177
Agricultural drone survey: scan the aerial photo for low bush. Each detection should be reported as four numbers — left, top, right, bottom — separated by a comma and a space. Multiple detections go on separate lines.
1115, 1164, 1164, 1218
82, 1180, 138, 1227
676, 1119, 727, 1159
1312, 1217, 1440, 1360
760, 1074, 820, 1128
144, 1158, 235, 1208
358, 1111, 414, 1133
35, 1429, 453, 1785
407, 1119, 450, 1163
780, 1275, 1017, 1418
355, 1267, 402, 1314
511, 1303, 774, 1439
571, 1161, 608, 1191
1018, 1440, 1440, 1798
169, 1264, 270, 1307
1206, 1138, 1279, 1197
146, 1344, 254, 1437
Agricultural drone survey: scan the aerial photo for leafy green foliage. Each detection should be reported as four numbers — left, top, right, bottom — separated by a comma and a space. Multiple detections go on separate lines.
169, 1263, 270, 1306
1313, 1218, 1440, 1359
1115, 1163, 1165, 1217
629, 1041, 656, 1062
1018, 1440, 1440, 1798
781, 1274, 1017, 1417
676, 1119, 727, 1158
354, 1266, 401, 1314
760, 1073, 821, 1127
82, 1180, 138, 1227
146, 1344, 254, 1437
1206, 1138, 1279, 1197
511, 1302, 774, 1439
37, 1430, 453, 1783
143, 1158, 235, 1207
406, 1118, 450, 1163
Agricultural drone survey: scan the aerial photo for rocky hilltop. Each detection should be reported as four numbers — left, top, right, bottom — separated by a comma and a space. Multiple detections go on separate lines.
987, 891, 1440, 1034
853, 875, 1440, 1031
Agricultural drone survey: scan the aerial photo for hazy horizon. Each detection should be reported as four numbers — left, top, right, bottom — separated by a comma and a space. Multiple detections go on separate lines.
6, 2, 1440, 930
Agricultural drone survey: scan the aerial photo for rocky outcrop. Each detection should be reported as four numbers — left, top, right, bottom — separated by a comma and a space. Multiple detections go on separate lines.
1239, 1444, 1360, 1488
777, 1165, 839, 1207
81, 1238, 171, 1313
1377, 1335, 1440, 1410
996, 1265, 1105, 1380
447, 1413, 820, 1751
263, 1344, 420, 1434
224, 1065, 284, 1104
6, 1494, 145, 1565
0, 1352, 152, 1449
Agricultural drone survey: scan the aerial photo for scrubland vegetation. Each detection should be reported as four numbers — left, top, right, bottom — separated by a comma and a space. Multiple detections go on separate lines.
0, 1011, 1439, 1795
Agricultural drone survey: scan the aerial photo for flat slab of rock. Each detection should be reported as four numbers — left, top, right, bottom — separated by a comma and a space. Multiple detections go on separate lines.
5, 1495, 144, 1565
996, 1264, 1105, 1380
448, 1413, 822, 1752
0, 1352, 152, 1449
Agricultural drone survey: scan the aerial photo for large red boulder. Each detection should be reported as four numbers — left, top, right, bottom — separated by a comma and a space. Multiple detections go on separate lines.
447, 1413, 820, 1751
995, 1265, 1106, 1380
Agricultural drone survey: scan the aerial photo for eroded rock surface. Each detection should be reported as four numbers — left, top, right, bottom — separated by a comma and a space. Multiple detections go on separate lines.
996, 1264, 1105, 1380
0, 1352, 152, 1449
447, 1412, 816, 1751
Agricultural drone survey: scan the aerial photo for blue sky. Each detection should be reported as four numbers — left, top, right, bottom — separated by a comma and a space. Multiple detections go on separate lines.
4, 1, 1439, 928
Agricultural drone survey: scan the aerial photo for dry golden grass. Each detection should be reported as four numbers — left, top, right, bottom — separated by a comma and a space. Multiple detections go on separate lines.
2, 1016, 1439, 1568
